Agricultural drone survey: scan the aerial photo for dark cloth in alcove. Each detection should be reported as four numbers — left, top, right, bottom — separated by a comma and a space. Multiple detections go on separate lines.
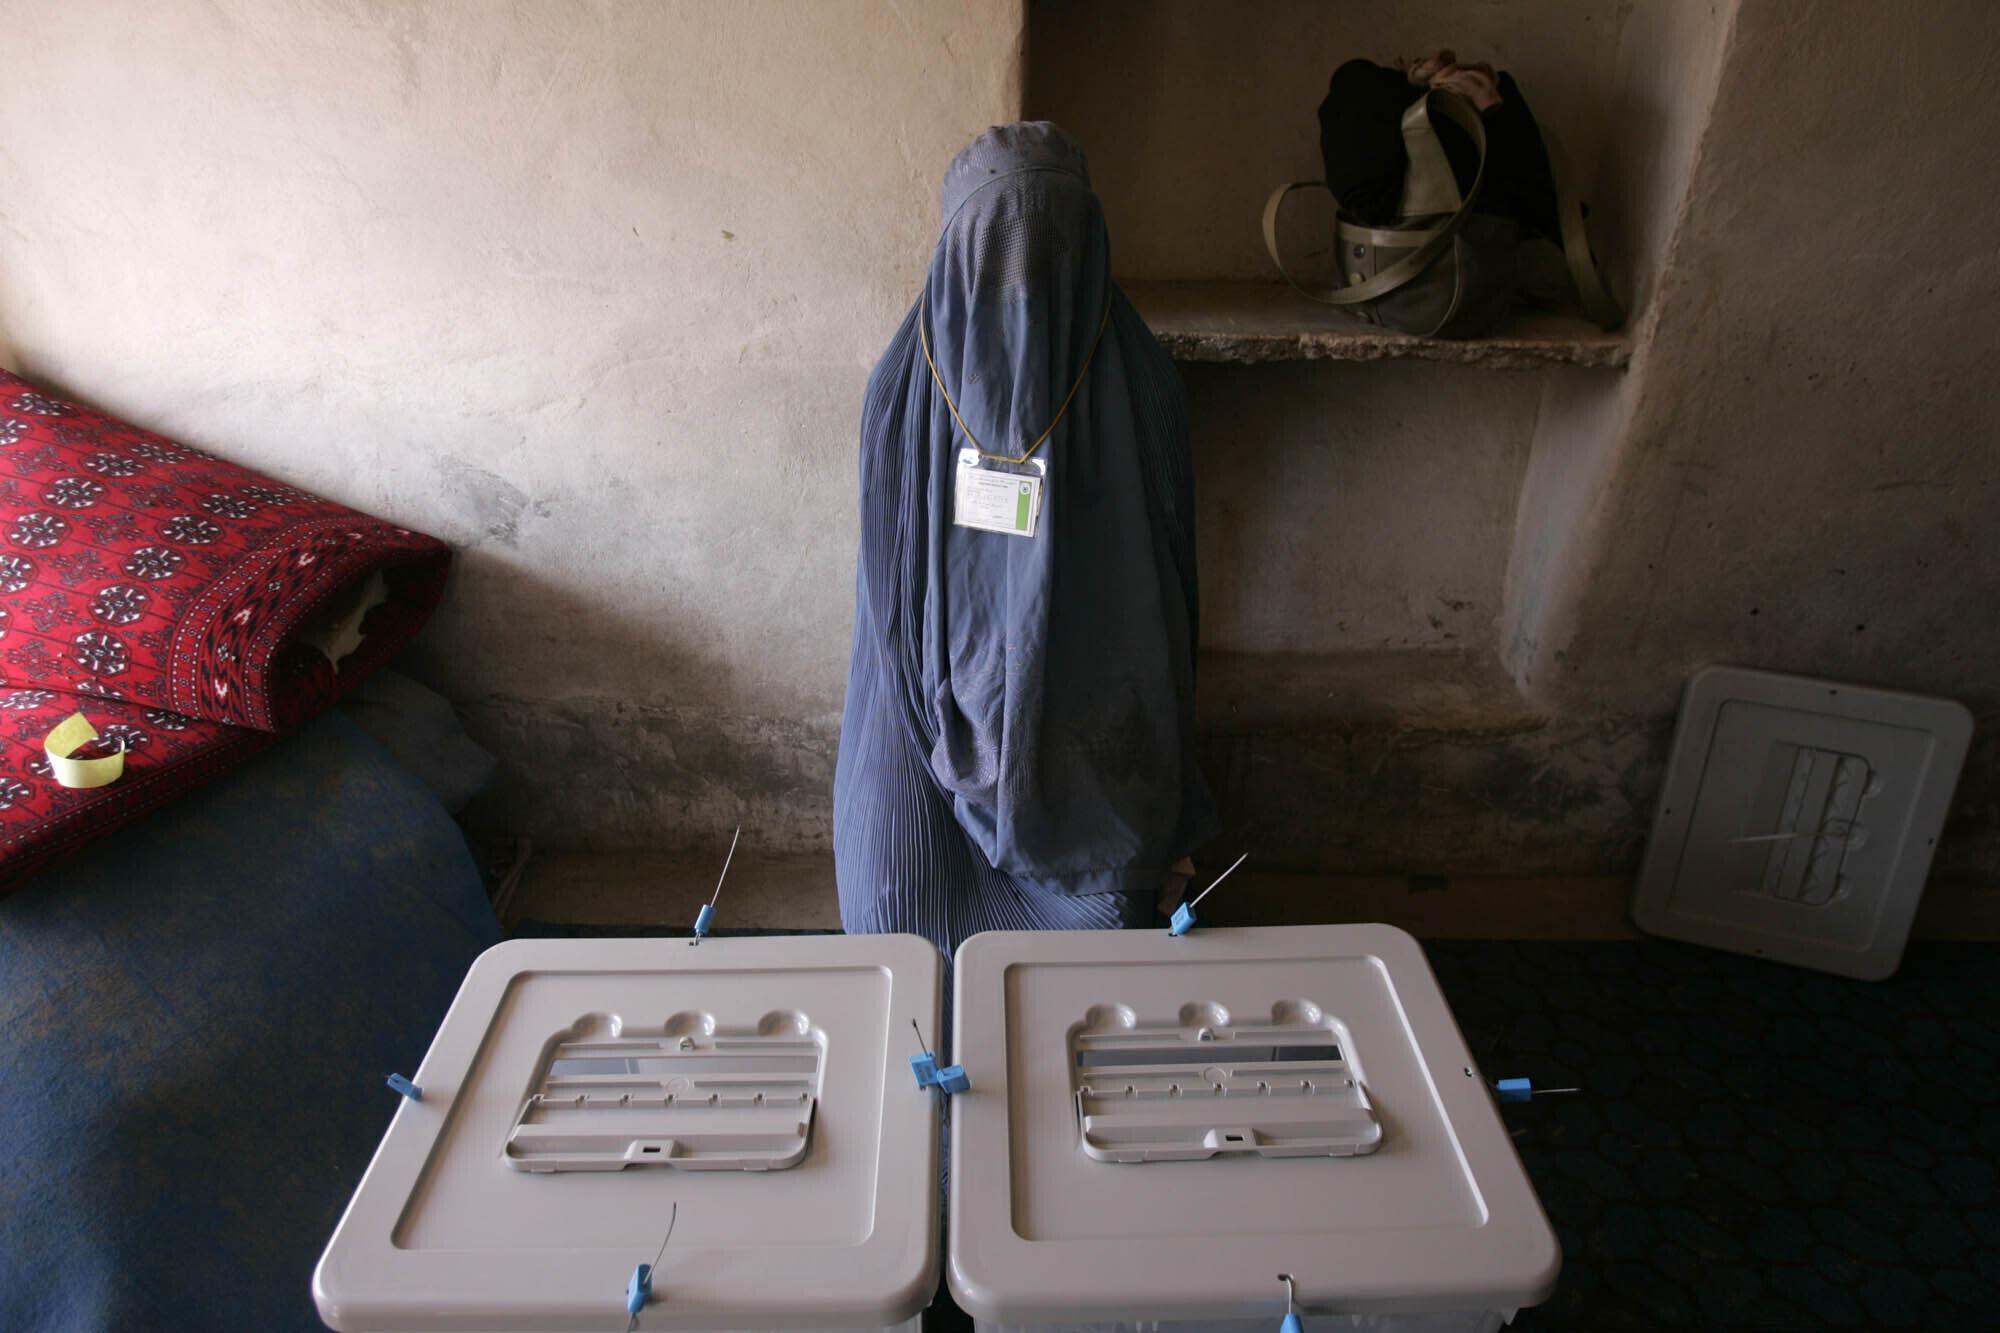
1318, 58, 1560, 242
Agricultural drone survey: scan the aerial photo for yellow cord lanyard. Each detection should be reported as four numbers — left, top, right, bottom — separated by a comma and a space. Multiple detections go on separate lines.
918, 293, 1113, 466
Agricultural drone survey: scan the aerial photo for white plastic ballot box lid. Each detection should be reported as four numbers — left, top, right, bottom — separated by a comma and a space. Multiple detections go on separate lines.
1632, 665, 1972, 980
313, 934, 943, 1331
946, 924, 1560, 1325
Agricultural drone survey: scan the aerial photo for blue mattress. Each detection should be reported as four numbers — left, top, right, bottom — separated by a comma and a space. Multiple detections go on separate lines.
0, 709, 500, 1332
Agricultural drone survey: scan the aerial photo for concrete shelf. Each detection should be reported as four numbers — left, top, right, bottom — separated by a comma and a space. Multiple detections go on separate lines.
1127, 281, 1630, 371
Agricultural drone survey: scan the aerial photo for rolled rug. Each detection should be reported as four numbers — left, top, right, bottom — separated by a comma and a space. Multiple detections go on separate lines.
0, 371, 449, 728
0, 371, 452, 891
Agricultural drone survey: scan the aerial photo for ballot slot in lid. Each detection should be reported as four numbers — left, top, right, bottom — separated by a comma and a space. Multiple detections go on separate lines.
1069, 1000, 1381, 1163
505, 1010, 824, 1173
314, 934, 943, 1333
948, 924, 1561, 1330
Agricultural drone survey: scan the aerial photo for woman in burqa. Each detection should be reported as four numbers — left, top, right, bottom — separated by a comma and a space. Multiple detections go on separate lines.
834, 122, 1214, 961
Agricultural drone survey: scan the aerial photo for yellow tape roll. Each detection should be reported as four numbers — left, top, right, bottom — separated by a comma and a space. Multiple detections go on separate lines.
45, 711, 126, 790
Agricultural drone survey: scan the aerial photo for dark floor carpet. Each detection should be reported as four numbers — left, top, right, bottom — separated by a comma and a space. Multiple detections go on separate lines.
512, 924, 2000, 1329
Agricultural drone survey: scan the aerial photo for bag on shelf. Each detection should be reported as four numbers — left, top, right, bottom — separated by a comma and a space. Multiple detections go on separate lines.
1263, 59, 1621, 339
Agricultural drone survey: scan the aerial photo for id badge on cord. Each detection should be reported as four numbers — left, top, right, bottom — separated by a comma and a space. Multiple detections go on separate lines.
953, 448, 1046, 538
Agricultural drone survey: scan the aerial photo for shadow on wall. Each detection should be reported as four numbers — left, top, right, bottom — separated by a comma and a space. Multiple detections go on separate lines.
1184, 359, 1544, 658
0, 273, 45, 381
1192, 698, 2000, 882
1196, 713, 1675, 878
427, 536, 1686, 878
417, 547, 843, 857
0, 358, 848, 863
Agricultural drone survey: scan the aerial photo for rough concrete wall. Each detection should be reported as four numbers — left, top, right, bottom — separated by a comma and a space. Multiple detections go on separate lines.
1188, 361, 1541, 658
1499, 0, 2000, 878
1500, 3, 1738, 697
1585, 0, 1739, 325
0, 0, 1023, 851
1018, 0, 1668, 877
1026, 0, 1631, 280
1527, 0, 2000, 719
1200, 715, 1671, 877
1032, 0, 2000, 881
1498, 0, 1737, 703
1029, 1, 1631, 709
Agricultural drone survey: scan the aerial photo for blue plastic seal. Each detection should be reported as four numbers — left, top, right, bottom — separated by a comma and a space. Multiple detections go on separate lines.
692, 902, 716, 938
910, 1051, 968, 1095
627, 1262, 653, 1315
1169, 902, 1196, 936
1496, 1077, 1533, 1103
385, 1073, 422, 1101
1280, 1314, 1303, 1333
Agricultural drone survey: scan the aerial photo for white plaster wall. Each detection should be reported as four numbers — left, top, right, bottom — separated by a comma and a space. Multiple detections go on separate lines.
0, 0, 1023, 847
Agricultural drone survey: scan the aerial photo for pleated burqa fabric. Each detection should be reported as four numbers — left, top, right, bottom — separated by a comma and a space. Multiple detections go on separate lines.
834, 123, 1215, 962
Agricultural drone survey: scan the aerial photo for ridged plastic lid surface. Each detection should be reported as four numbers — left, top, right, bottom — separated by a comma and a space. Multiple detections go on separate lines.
1634, 666, 1972, 979
947, 924, 1559, 1324
314, 934, 942, 1330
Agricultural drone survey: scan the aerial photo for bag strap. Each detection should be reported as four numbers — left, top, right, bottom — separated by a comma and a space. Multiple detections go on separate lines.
1334, 219, 1443, 249
1539, 123, 1625, 330
1262, 90, 1489, 307
1265, 89, 1625, 330
1398, 85, 1465, 217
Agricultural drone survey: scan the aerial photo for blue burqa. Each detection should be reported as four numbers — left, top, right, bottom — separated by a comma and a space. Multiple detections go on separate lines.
834, 123, 1215, 956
